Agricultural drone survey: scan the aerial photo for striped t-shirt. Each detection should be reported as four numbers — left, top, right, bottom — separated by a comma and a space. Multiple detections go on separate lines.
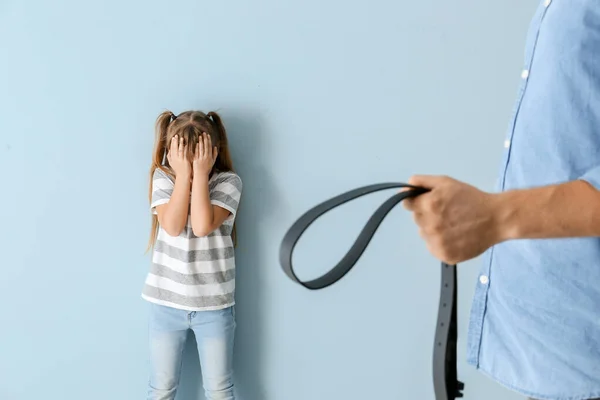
142, 168, 242, 311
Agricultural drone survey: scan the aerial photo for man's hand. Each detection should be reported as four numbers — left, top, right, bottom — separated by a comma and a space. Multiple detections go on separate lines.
403, 175, 505, 264
193, 132, 218, 176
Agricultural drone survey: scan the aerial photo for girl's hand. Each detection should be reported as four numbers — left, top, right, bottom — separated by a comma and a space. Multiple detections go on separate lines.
167, 135, 191, 178
193, 132, 218, 176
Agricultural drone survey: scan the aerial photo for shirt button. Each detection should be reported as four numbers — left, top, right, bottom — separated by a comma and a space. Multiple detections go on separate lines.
544, 0, 551, 7
504, 139, 511, 148
521, 69, 529, 79
479, 275, 489, 285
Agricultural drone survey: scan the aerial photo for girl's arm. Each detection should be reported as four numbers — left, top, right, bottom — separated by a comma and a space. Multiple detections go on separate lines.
190, 174, 231, 237
156, 175, 191, 236
190, 133, 238, 237
155, 136, 192, 237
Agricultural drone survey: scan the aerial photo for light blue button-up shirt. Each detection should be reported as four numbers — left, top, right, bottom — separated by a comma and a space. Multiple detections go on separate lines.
466, 1, 600, 399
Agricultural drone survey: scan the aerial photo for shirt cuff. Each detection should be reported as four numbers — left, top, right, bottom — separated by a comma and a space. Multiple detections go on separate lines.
578, 165, 600, 190
211, 200, 236, 219
150, 199, 170, 215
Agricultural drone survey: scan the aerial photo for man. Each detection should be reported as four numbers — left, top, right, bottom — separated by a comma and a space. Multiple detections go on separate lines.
403, 1, 600, 400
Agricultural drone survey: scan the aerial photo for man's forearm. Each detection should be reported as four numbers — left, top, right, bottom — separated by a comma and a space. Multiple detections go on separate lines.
190, 174, 214, 237
494, 179, 600, 241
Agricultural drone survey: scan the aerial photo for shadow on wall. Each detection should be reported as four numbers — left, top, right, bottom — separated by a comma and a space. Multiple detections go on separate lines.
176, 108, 275, 400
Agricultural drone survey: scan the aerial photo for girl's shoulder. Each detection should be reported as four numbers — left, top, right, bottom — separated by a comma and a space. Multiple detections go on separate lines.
212, 170, 241, 181
210, 171, 242, 190
153, 167, 174, 183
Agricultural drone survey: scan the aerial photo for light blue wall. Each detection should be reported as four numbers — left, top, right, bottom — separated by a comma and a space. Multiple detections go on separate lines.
0, 1, 537, 399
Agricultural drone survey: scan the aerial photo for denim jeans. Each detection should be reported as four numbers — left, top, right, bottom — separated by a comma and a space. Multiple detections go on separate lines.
147, 303, 236, 400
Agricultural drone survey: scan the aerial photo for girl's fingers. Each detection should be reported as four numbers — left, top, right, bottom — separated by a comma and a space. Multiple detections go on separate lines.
202, 133, 209, 158
206, 133, 211, 155
195, 143, 200, 160
178, 136, 184, 158
171, 136, 178, 153
199, 133, 205, 158
197, 135, 202, 159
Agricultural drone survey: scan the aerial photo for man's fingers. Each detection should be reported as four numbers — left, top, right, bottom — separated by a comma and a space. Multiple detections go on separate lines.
408, 174, 447, 189
412, 211, 425, 226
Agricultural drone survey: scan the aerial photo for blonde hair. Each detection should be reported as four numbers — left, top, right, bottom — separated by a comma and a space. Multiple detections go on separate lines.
147, 110, 235, 251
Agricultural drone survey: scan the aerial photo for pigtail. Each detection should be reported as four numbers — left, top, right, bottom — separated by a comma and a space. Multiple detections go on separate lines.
207, 111, 234, 173
146, 111, 174, 251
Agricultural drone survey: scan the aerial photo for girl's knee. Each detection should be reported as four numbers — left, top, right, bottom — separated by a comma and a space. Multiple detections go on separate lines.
203, 376, 235, 400
148, 371, 179, 400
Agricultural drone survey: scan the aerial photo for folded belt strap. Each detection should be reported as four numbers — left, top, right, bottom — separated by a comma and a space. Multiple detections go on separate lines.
279, 183, 465, 400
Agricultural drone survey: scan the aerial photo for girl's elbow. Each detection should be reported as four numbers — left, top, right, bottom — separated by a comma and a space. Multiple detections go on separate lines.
164, 223, 185, 237
192, 228, 209, 237
192, 224, 214, 237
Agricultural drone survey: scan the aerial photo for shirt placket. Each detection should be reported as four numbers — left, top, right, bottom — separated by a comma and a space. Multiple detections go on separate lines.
469, 0, 554, 366
498, 0, 553, 192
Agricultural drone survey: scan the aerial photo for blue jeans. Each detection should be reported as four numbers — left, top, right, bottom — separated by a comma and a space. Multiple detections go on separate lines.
147, 303, 236, 400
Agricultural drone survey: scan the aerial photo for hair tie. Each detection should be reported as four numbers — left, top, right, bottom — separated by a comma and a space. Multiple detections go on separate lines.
170, 112, 177, 121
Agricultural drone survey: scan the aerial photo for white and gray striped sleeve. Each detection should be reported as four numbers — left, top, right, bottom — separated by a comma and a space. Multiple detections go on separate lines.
150, 168, 174, 214
210, 172, 242, 218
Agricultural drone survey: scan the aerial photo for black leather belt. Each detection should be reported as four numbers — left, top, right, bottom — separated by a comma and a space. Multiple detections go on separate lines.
279, 183, 465, 400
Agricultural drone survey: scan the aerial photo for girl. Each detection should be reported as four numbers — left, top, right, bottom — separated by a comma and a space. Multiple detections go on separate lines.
144, 110, 242, 400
